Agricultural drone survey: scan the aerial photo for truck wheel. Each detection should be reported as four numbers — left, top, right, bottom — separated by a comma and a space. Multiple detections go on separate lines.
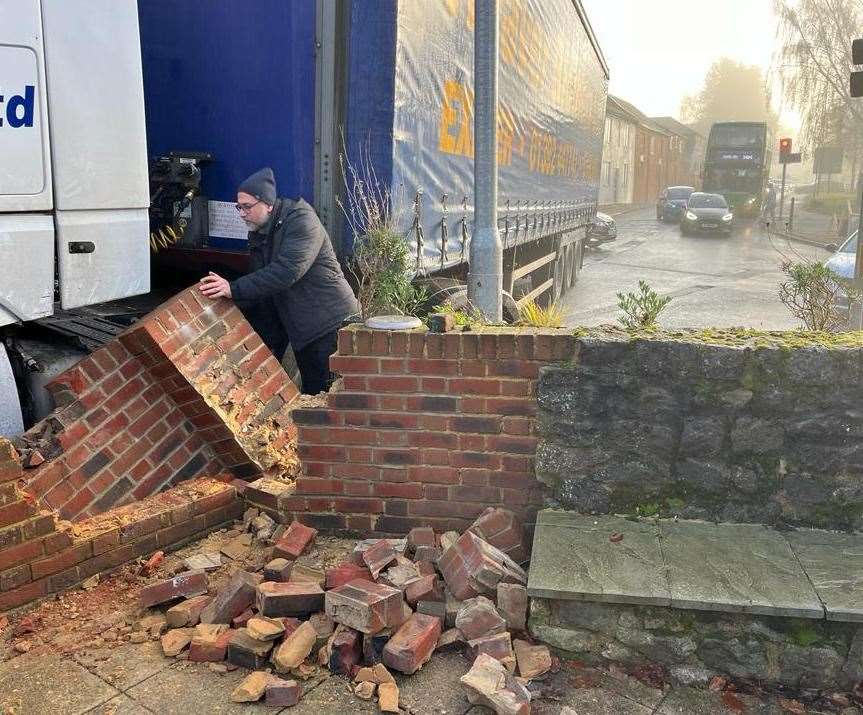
419, 280, 519, 324
0, 344, 24, 437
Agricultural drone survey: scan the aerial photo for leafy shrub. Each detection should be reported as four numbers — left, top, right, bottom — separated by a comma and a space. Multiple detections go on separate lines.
778, 260, 862, 331
616, 281, 671, 329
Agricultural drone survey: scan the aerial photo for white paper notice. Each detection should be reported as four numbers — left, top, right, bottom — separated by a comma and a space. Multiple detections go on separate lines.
208, 200, 249, 240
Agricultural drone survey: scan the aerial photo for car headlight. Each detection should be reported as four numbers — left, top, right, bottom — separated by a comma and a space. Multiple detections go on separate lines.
685, 211, 697, 221
722, 213, 733, 221
746, 197, 756, 204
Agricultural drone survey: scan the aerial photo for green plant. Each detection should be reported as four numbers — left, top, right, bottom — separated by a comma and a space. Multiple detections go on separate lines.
433, 302, 487, 328
778, 260, 863, 332
336, 146, 426, 319
616, 281, 672, 329
518, 300, 564, 328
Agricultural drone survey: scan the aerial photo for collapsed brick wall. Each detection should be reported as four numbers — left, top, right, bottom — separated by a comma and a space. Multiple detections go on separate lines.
283, 326, 576, 534
0, 437, 243, 612
17, 287, 299, 521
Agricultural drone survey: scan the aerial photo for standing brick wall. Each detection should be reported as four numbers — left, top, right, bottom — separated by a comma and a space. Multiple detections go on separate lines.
17, 287, 299, 521
287, 325, 576, 534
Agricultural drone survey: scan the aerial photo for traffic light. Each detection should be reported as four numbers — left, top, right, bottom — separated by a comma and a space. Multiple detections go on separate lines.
779, 138, 792, 156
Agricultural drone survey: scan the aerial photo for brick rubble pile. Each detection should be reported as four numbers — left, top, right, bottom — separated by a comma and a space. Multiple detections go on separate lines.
136, 507, 548, 713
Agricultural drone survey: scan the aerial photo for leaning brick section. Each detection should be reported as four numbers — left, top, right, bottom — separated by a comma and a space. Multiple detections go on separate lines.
287, 326, 576, 535
0, 445, 243, 613
16, 287, 300, 521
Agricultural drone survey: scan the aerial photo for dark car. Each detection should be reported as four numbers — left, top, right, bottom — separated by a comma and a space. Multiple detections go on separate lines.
680, 192, 733, 236
586, 211, 617, 245
656, 186, 694, 222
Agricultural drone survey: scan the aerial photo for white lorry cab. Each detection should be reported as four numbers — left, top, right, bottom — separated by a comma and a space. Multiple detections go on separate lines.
0, 0, 150, 435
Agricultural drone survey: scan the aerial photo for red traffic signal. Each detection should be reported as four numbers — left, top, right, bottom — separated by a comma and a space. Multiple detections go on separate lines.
779, 137, 792, 155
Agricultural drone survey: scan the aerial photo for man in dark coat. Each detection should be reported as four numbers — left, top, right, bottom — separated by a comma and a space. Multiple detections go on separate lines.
199, 168, 357, 394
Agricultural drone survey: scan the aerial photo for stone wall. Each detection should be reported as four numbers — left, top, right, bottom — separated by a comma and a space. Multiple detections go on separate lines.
536, 330, 863, 530
530, 598, 863, 691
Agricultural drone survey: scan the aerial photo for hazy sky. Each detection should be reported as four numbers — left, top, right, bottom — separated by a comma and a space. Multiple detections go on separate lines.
581, 0, 797, 126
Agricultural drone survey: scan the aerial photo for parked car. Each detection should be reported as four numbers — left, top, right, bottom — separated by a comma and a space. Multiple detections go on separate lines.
656, 186, 694, 222
680, 192, 734, 236
587, 211, 617, 245
824, 230, 857, 311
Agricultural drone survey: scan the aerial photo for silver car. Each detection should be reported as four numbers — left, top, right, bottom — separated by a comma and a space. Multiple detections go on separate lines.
824, 230, 857, 310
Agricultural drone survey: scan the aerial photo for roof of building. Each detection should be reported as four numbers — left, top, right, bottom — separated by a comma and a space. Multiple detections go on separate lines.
650, 116, 706, 140
606, 95, 671, 135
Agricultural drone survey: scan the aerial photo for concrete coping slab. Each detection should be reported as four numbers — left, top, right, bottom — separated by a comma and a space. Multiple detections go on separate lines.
528, 510, 863, 621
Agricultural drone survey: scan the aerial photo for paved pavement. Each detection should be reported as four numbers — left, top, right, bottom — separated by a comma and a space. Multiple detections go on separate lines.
0, 643, 843, 715
563, 206, 831, 330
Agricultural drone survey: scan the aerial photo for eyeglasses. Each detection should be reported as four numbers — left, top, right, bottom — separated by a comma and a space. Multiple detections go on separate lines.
235, 199, 262, 213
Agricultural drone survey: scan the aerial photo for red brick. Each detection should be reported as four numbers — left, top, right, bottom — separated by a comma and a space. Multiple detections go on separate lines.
330, 356, 380, 374
188, 629, 234, 662
467, 632, 515, 670
362, 539, 396, 578
409, 466, 459, 484
0, 539, 44, 572
325, 563, 372, 590
438, 532, 526, 601
199, 570, 258, 623
405, 575, 444, 606
333, 498, 384, 514
138, 569, 208, 608
373, 483, 423, 499
324, 579, 404, 634
455, 595, 507, 640
497, 583, 528, 632
0, 499, 37, 529
382, 613, 441, 674
0, 578, 47, 611
30, 542, 92, 580
329, 625, 363, 675
272, 521, 317, 560
256, 581, 324, 617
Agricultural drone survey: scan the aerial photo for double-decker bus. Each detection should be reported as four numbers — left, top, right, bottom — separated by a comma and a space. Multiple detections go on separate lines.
702, 122, 771, 217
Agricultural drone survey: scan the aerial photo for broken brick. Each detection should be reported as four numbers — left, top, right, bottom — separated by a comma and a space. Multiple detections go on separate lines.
272, 621, 317, 672
231, 671, 273, 703
227, 628, 274, 670
497, 583, 528, 632
199, 570, 258, 624
468, 632, 515, 672
257, 581, 324, 617
513, 639, 552, 680
289, 564, 325, 587
246, 616, 285, 641
362, 630, 392, 665
468, 507, 527, 563
455, 596, 506, 641
325, 563, 372, 590
354, 680, 376, 700
280, 617, 302, 638
439, 531, 460, 552
161, 627, 194, 657
273, 521, 317, 560
265, 679, 301, 707
188, 629, 234, 662
166, 595, 211, 628
355, 663, 395, 684
436, 628, 464, 651
263, 557, 292, 582
416, 600, 446, 623
350, 538, 407, 566
328, 625, 362, 675
377, 681, 400, 713
308, 612, 335, 639
415, 561, 437, 577
405, 575, 444, 606
382, 613, 441, 675
461, 653, 531, 715
325, 579, 404, 634
438, 531, 526, 601
407, 527, 436, 552
231, 609, 254, 629
414, 545, 441, 562
362, 539, 397, 579
379, 562, 420, 591
137, 569, 208, 608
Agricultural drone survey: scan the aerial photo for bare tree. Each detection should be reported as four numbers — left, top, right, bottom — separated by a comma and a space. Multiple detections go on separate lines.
773, 0, 863, 165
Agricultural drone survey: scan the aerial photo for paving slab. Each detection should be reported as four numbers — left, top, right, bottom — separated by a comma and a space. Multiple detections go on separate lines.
654, 686, 785, 715
0, 654, 120, 715
528, 511, 669, 605
785, 529, 863, 622
124, 661, 254, 714
84, 693, 152, 715
395, 649, 474, 714
288, 674, 379, 714
74, 641, 171, 692
659, 521, 823, 618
